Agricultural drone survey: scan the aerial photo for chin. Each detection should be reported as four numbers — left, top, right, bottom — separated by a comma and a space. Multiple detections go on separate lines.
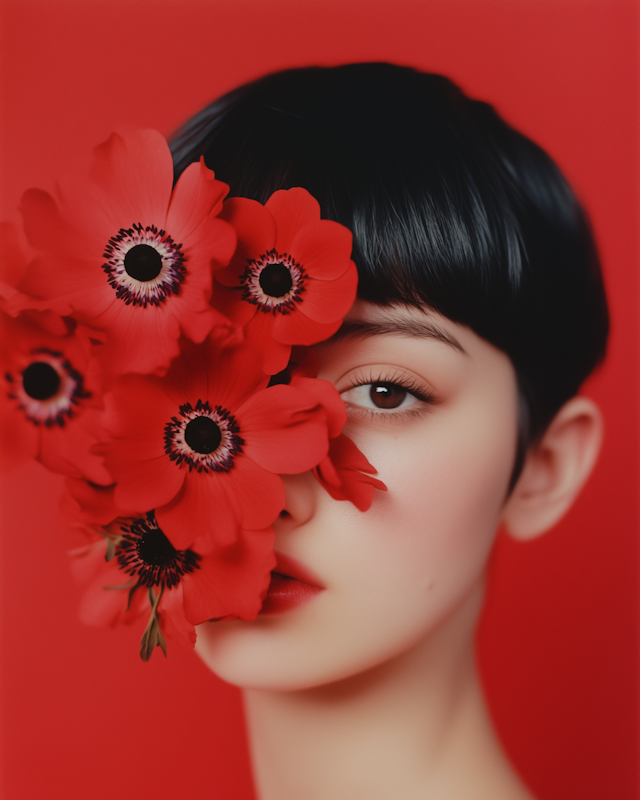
193, 580, 484, 694
194, 607, 353, 691
194, 616, 339, 691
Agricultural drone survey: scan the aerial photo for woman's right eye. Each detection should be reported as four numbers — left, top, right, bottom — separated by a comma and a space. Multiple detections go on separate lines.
341, 381, 420, 411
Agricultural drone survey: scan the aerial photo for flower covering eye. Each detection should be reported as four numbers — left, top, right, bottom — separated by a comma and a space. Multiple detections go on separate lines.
7, 128, 388, 660
99, 338, 336, 554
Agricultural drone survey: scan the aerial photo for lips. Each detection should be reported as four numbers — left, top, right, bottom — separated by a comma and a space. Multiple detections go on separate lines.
259, 552, 324, 615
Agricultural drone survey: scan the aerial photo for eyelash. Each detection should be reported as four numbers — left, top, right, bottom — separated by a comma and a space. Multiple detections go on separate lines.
341, 369, 437, 420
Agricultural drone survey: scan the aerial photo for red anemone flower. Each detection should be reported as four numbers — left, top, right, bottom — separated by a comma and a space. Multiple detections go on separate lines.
277, 346, 387, 510
212, 188, 358, 374
64, 490, 274, 660
0, 309, 110, 483
98, 336, 333, 553
286, 374, 387, 510
17, 130, 236, 376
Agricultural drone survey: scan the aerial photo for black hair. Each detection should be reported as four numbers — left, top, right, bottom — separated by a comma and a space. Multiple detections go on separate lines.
170, 62, 608, 464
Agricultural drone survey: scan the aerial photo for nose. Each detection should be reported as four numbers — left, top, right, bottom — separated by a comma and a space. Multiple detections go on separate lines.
275, 472, 318, 531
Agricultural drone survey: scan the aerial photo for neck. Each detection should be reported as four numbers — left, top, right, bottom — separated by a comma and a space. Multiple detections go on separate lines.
243, 586, 533, 800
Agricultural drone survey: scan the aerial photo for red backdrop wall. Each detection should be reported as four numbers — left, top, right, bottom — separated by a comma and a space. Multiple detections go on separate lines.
0, 2, 638, 799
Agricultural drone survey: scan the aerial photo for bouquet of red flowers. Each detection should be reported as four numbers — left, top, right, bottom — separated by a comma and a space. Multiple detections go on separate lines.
0, 130, 385, 660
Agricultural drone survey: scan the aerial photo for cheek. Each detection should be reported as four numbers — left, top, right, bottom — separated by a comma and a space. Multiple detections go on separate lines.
195, 376, 519, 690
347, 396, 518, 629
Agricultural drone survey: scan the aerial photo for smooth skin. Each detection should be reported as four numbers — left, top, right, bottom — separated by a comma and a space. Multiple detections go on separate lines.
196, 301, 602, 800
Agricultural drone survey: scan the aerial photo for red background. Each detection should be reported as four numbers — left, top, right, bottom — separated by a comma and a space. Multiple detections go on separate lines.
0, 2, 638, 798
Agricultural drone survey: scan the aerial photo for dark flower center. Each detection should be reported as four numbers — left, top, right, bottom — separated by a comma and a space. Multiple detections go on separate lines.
259, 262, 293, 297
103, 224, 186, 308
117, 512, 200, 590
165, 401, 243, 473
184, 415, 222, 454
124, 244, 163, 282
137, 524, 179, 567
22, 362, 60, 400
239, 250, 306, 315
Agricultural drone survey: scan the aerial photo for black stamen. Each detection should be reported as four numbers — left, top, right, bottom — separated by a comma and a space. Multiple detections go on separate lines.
22, 362, 60, 400
116, 512, 200, 590
124, 244, 163, 282
137, 524, 179, 568
185, 416, 222, 454
259, 263, 293, 297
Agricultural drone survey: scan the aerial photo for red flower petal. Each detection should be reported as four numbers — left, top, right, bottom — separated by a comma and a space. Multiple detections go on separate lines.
223, 455, 286, 530
102, 375, 175, 451
313, 434, 387, 511
74, 542, 148, 627
290, 375, 347, 438
168, 303, 227, 350
219, 197, 276, 275
182, 527, 275, 624
89, 130, 173, 226
243, 311, 291, 374
19, 253, 115, 320
290, 220, 354, 281
211, 281, 257, 326
159, 584, 197, 649
314, 452, 341, 489
288, 345, 320, 378
112, 455, 185, 516
266, 188, 321, 253
156, 470, 241, 552
63, 478, 123, 525
238, 384, 329, 473
167, 158, 235, 267
39, 417, 112, 485
19, 188, 81, 257
293, 268, 359, 324
161, 338, 267, 411
272, 310, 342, 346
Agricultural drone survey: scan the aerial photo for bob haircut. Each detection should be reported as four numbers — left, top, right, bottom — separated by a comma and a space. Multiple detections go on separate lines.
170, 62, 609, 465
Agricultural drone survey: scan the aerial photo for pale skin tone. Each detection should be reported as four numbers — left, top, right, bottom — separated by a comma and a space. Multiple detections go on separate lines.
196, 301, 603, 800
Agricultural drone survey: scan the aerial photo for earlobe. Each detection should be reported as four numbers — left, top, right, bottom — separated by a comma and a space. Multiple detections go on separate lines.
502, 396, 603, 540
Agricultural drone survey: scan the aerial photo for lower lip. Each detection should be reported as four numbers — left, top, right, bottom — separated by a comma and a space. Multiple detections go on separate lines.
259, 572, 323, 615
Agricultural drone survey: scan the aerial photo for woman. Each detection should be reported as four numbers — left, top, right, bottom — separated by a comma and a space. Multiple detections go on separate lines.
168, 63, 608, 799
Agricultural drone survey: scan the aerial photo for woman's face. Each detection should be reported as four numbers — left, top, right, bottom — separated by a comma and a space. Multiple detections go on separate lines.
195, 301, 520, 690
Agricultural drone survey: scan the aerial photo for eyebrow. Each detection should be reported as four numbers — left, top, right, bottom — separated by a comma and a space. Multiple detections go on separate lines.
329, 318, 466, 353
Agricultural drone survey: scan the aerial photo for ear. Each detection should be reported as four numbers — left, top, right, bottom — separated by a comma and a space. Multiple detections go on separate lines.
502, 396, 603, 540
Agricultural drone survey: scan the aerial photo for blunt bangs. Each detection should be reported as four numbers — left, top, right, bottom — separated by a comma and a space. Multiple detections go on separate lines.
170, 63, 608, 441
